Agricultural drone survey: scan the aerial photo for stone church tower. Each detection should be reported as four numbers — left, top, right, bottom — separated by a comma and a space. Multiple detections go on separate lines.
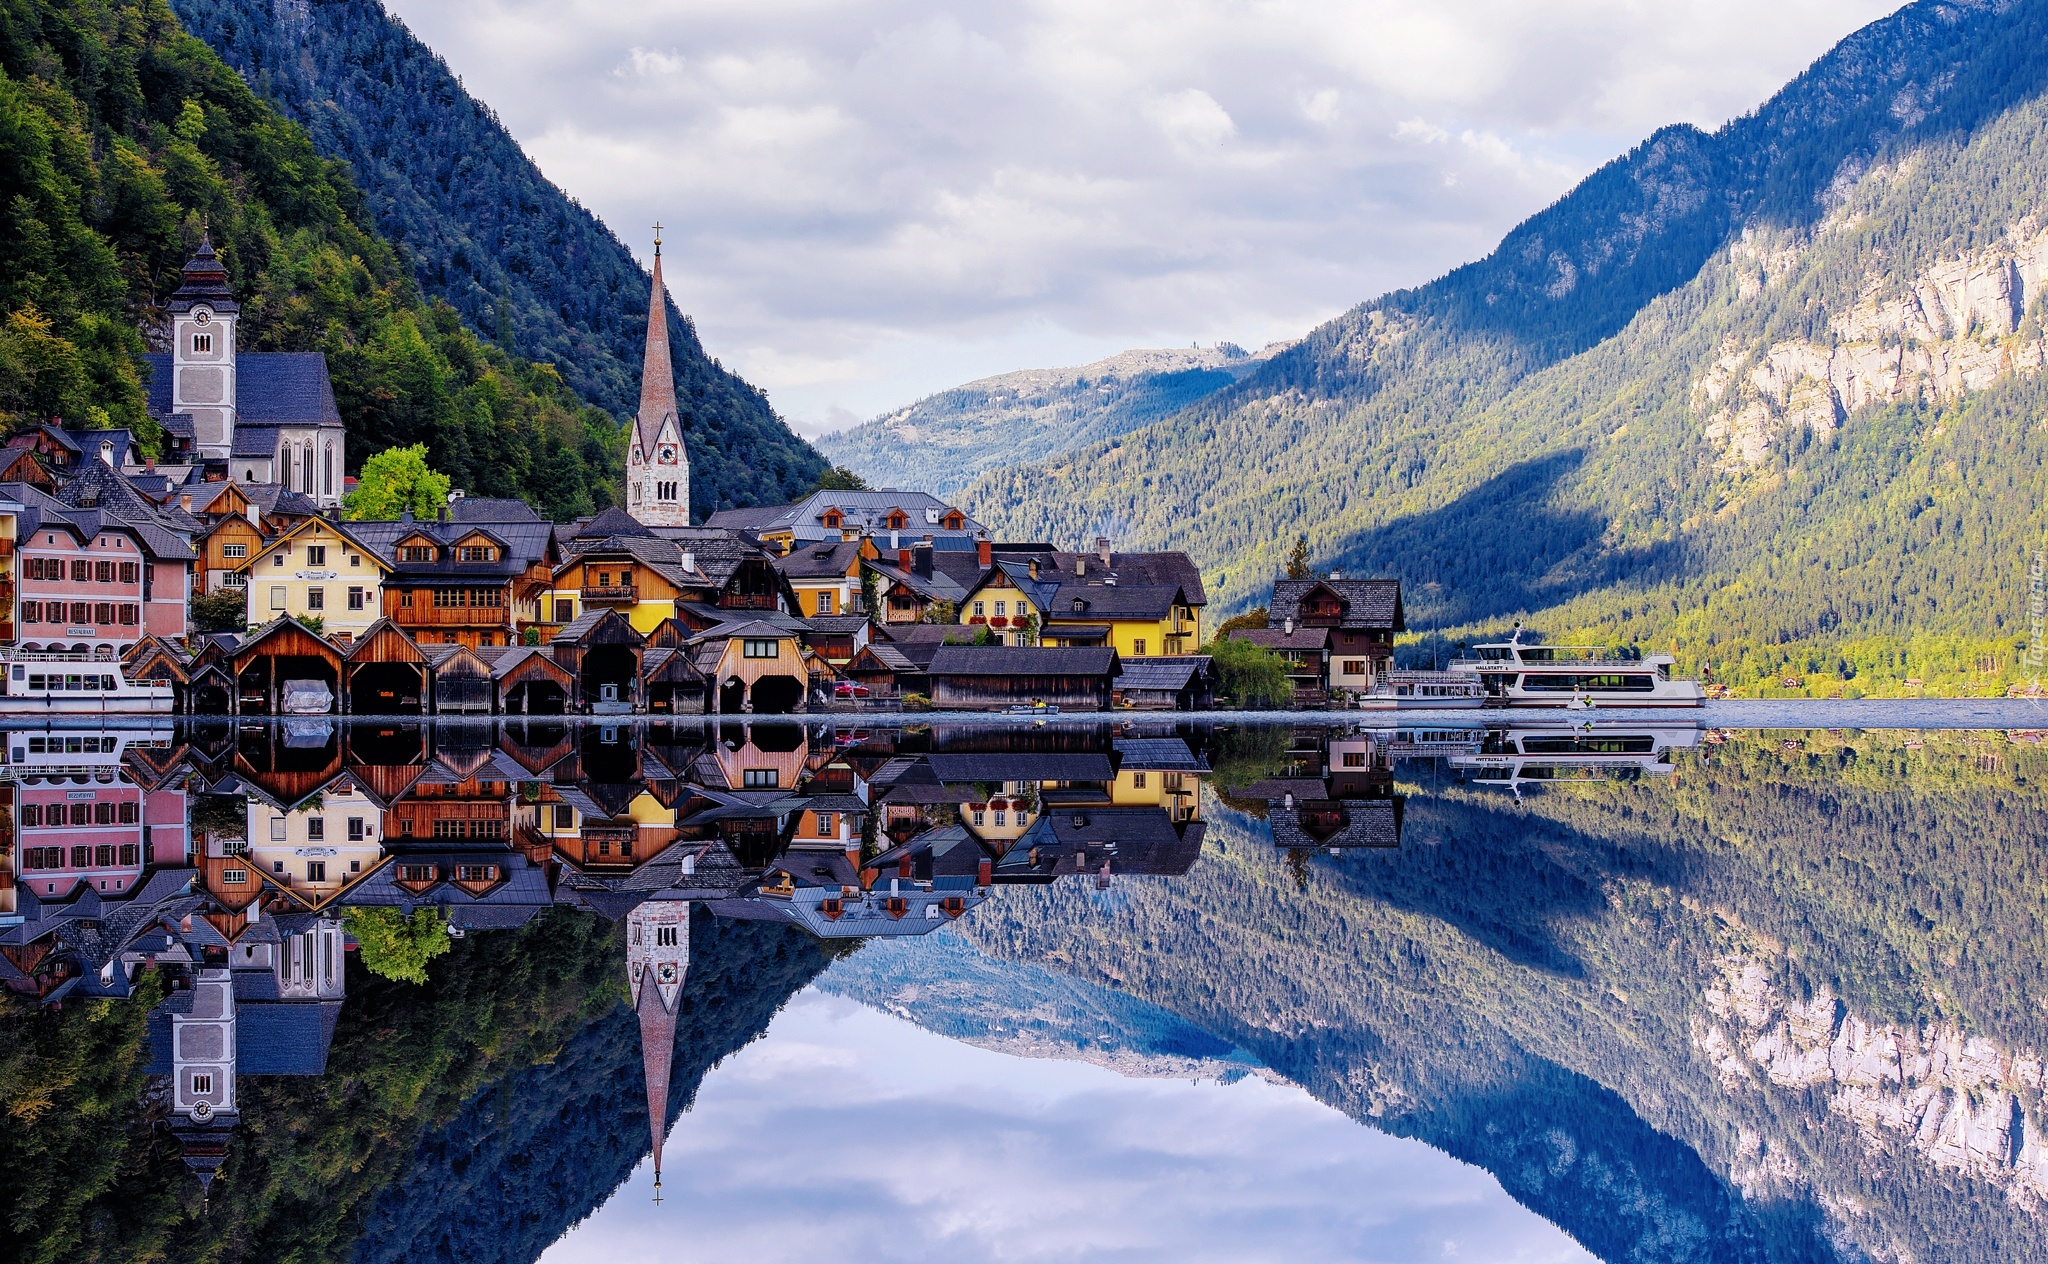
626, 232, 691, 527
627, 898, 690, 1196
168, 235, 240, 460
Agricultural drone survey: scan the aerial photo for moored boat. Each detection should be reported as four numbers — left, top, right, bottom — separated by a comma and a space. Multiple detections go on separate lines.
0, 651, 175, 713
1446, 630, 1703, 708
1356, 670, 1488, 709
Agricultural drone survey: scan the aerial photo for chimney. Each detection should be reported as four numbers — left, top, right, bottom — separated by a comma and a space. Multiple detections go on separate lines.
913, 544, 932, 577
682, 550, 696, 573
1284, 617, 1294, 635
890, 529, 900, 549
976, 537, 992, 566
179, 495, 192, 513
144, 457, 155, 473
1028, 558, 1039, 581
898, 547, 912, 571
437, 504, 448, 523
1095, 537, 1110, 565
1329, 570, 1343, 581
977, 857, 993, 887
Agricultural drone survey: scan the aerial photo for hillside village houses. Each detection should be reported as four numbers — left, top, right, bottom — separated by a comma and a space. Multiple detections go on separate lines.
0, 231, 1400, 714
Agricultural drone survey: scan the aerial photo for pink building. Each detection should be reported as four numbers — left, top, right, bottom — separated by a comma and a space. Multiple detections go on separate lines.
13, 500, 165, 655
16, 776, 148, 900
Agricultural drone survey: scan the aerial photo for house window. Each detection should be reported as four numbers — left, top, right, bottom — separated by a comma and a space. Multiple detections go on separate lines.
554, 805, 573, 829
399, 590, 413, 607
816, 812, 835, 835
122, 561, 138, 583
1132, 639, 1146, 656
400, 546, 435, 562
743, 638, 778, 658
459, 545, 493, 562
69, 601, 89, 624
95, 561, 113, 582
347, 817, 365, 840
397, 864, 437, 882
273, 554, 285, 566
271, 817, 287, 841
1343, 660, 1366, 675
993, 811, 1006, 826
742, 768, 777, 788
972, 810, 985, 827
221, 868, 246, 885
20, 805, 40, 828
455, 864, 500, 882
1342, 751, 1367, 767
349, 554, 360, 567
972, 601, 985, 616
94, 602, 113, 624
1132, 772, 1147, 788
307, 817, 325, 840
307, 587, 325, 610
815, 591, 833, 615
306, 545, 326, 565
222, 543, 247, 558
306, 861, 326, 882
347, 587, 366, 610
21, 601, 39, 623
554, 599, 574, 622
119, 604, 137, 625
70, 560, 87, 582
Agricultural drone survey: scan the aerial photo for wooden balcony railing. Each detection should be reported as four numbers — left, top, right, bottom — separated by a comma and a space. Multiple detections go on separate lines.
718, 593, 778, 610
581, 585, 637, 605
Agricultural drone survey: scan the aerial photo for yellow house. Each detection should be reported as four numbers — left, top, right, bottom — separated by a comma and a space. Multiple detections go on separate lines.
771, 539, 868, 619
960, 552, 1204, 658
245, 779, 387, 902
237, 518, 390, 643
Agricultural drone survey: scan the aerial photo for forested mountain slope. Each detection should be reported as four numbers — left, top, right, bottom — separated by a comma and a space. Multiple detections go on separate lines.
959, 733, 2048, 1263
971, 0, 2048, 693
168, 0, 828, 515
0, 0, 636, 516
820, 343, 1281, 499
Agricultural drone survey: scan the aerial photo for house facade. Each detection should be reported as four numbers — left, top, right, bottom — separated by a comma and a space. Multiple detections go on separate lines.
16, 505, 153, 655
237, 518, 391, 644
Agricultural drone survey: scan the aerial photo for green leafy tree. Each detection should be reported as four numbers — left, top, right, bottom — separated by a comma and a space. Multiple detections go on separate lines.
1215, 606, 1270, 639
345, 444, 452, 520
810, 465, 869, 493
343, 906, 453, 984
1284, 536, 1312, 581
188, 589, 248, 633
1205, 636, 1293, 708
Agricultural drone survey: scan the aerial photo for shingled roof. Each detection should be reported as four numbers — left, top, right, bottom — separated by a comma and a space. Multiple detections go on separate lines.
143, 353, 342, 428
1269, 578, 1404, 631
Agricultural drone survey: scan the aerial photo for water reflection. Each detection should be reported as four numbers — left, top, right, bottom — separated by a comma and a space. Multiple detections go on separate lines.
2, 718, 2045, 1263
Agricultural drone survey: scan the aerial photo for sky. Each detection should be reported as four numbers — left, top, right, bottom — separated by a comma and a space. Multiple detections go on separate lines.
381, 0, 1905, 432
538, 987, 1598, 1264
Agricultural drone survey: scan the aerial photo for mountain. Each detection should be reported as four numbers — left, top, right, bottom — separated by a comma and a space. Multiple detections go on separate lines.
966, 0, 2048, 695
819, 342, 1283, 500
0, 0, 637, 517
166, 0, 828, 516
956, 730, 2048, 1263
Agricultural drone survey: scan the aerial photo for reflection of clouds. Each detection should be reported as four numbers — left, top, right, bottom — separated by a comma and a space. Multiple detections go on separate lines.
540, 990, 1594, 1264
382, 0, 1897, 424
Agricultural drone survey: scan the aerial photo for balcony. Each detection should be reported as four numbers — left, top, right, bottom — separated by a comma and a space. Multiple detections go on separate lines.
718, 593, 778, 610
580, 585, 638, 605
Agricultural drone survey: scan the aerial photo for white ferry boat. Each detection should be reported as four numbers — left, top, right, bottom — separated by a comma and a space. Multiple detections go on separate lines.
0, 651, 175, 714
1356, 670, 1487, 709
1450, 723, 1701, 796
1446, 630, 1703, 708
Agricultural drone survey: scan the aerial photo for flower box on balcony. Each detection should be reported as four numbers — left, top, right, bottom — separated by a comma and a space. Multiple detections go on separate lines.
989, 616, 1009, 628
968, 616, 987, 624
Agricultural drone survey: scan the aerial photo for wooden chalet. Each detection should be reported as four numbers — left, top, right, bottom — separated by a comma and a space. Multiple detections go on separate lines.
548, 608, 644, 713
420, 643, 494, 713
542, 514, 799, 638
0, 443, 57, 492
228, 618, 343, 715
343, 620, 429, 715
641, 646, 707, 714
484, 647, 574, 715
122, 637, 191, 709
926, 646, 1120, 711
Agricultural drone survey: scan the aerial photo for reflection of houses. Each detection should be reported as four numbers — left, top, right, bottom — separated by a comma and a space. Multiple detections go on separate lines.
1240, 730, 1405, 850
992, 808, 1206, 884
244, 779, 383, 903
1111, 736, 1208, 822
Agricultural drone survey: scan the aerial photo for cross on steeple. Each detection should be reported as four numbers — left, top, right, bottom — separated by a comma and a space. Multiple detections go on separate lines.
653, 223, 663, 256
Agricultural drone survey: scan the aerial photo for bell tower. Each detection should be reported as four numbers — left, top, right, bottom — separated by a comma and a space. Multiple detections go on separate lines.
627, 898, 689, 1196
168, 234, 240, 460
627, 227, 692, 527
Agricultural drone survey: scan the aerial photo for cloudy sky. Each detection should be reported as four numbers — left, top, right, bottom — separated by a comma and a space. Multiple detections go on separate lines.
538, 988, 1597, 1263
383, 0, 1903, 431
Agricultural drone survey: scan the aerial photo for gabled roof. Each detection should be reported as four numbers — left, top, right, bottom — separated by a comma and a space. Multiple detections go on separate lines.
705, 489, 983, 543
1270, 578, 1404, 631
773, 539, 863, 579
450, 496, 542, 523
242, 514, 393, 573
1230, 625, 1330, 651
927, 646, 1120, 678
572, 507, 652, 539
144, 352, 342, 428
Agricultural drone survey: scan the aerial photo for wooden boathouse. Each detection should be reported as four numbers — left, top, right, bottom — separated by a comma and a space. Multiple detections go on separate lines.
926, 646, 1120, 711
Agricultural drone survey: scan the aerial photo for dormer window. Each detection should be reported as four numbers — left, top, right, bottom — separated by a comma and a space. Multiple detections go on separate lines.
943, 510, 965, 530
399, 546, 435, 562
458, 545, 495, 562
1072, 598, 1086, 613
821, 509, 844, 529
885, 510, 908, 530
191, 332, 212, 354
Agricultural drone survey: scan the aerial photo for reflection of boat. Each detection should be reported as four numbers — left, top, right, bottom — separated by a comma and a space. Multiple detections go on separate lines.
1449, 724, 1701, 796
1005, 703, 1059, 715
1447, 630, 1703, 708
0, 652, 174, 713
1, 727, 162, 769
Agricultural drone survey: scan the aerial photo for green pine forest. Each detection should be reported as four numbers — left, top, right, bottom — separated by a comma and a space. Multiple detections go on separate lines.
965, 0, 2048, 698
0, 0, 825, 521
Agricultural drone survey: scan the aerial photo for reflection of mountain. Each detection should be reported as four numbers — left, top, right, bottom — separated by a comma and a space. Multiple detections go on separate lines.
818, 932, 1269, 1083
353, 909, 835, 1264
951, 733, 2048, 1263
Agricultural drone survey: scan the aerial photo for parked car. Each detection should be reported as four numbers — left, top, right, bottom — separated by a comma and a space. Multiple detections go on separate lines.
834, 681, 870, 699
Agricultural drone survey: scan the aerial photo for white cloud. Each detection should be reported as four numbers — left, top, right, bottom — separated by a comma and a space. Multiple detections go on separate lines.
538, 989, 1597, 1264
382, 0, 1906, 428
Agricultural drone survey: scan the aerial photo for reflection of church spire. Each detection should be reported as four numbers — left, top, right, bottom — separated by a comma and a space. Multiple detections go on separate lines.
626, 900, 689, 1195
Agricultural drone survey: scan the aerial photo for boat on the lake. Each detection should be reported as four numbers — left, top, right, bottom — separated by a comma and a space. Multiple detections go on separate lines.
0, 651, 174, 714
1356, 670, 1488, 709
1445, 630, 1703, 708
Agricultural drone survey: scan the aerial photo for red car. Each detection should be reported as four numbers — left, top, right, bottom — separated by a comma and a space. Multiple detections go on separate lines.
834, 682, 870, 699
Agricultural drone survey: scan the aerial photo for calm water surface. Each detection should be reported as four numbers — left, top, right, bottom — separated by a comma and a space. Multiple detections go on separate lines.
3, 715, 2043, 1263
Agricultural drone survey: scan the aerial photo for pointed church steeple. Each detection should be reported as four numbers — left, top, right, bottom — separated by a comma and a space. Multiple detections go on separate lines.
627, 899, 689, 1193
627, 227, 691, 526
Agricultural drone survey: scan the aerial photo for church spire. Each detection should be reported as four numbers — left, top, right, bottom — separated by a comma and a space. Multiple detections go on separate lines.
636, 959, 679, 1192
636, 226, 679, 453
626, 899, 689, 1196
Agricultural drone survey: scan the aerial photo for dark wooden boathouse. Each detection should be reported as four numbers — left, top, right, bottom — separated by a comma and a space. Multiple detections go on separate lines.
926, 646, 1120, 712
487, 646, 574, 715
547, 609, 643, 713
230, 619, 343, 715
344, 620, 429, 715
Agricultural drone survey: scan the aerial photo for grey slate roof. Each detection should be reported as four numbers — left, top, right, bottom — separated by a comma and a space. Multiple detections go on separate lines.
1268, 798, 1405, 849
1269, 578, 1404, 631
1231, 626, 1329, 651
450, 497, 543, 523
1115, 658, 1205, 692
143, 353, 342, 427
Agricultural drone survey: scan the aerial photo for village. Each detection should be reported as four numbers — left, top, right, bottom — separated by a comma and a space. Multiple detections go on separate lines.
0, 238, 1470, 717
